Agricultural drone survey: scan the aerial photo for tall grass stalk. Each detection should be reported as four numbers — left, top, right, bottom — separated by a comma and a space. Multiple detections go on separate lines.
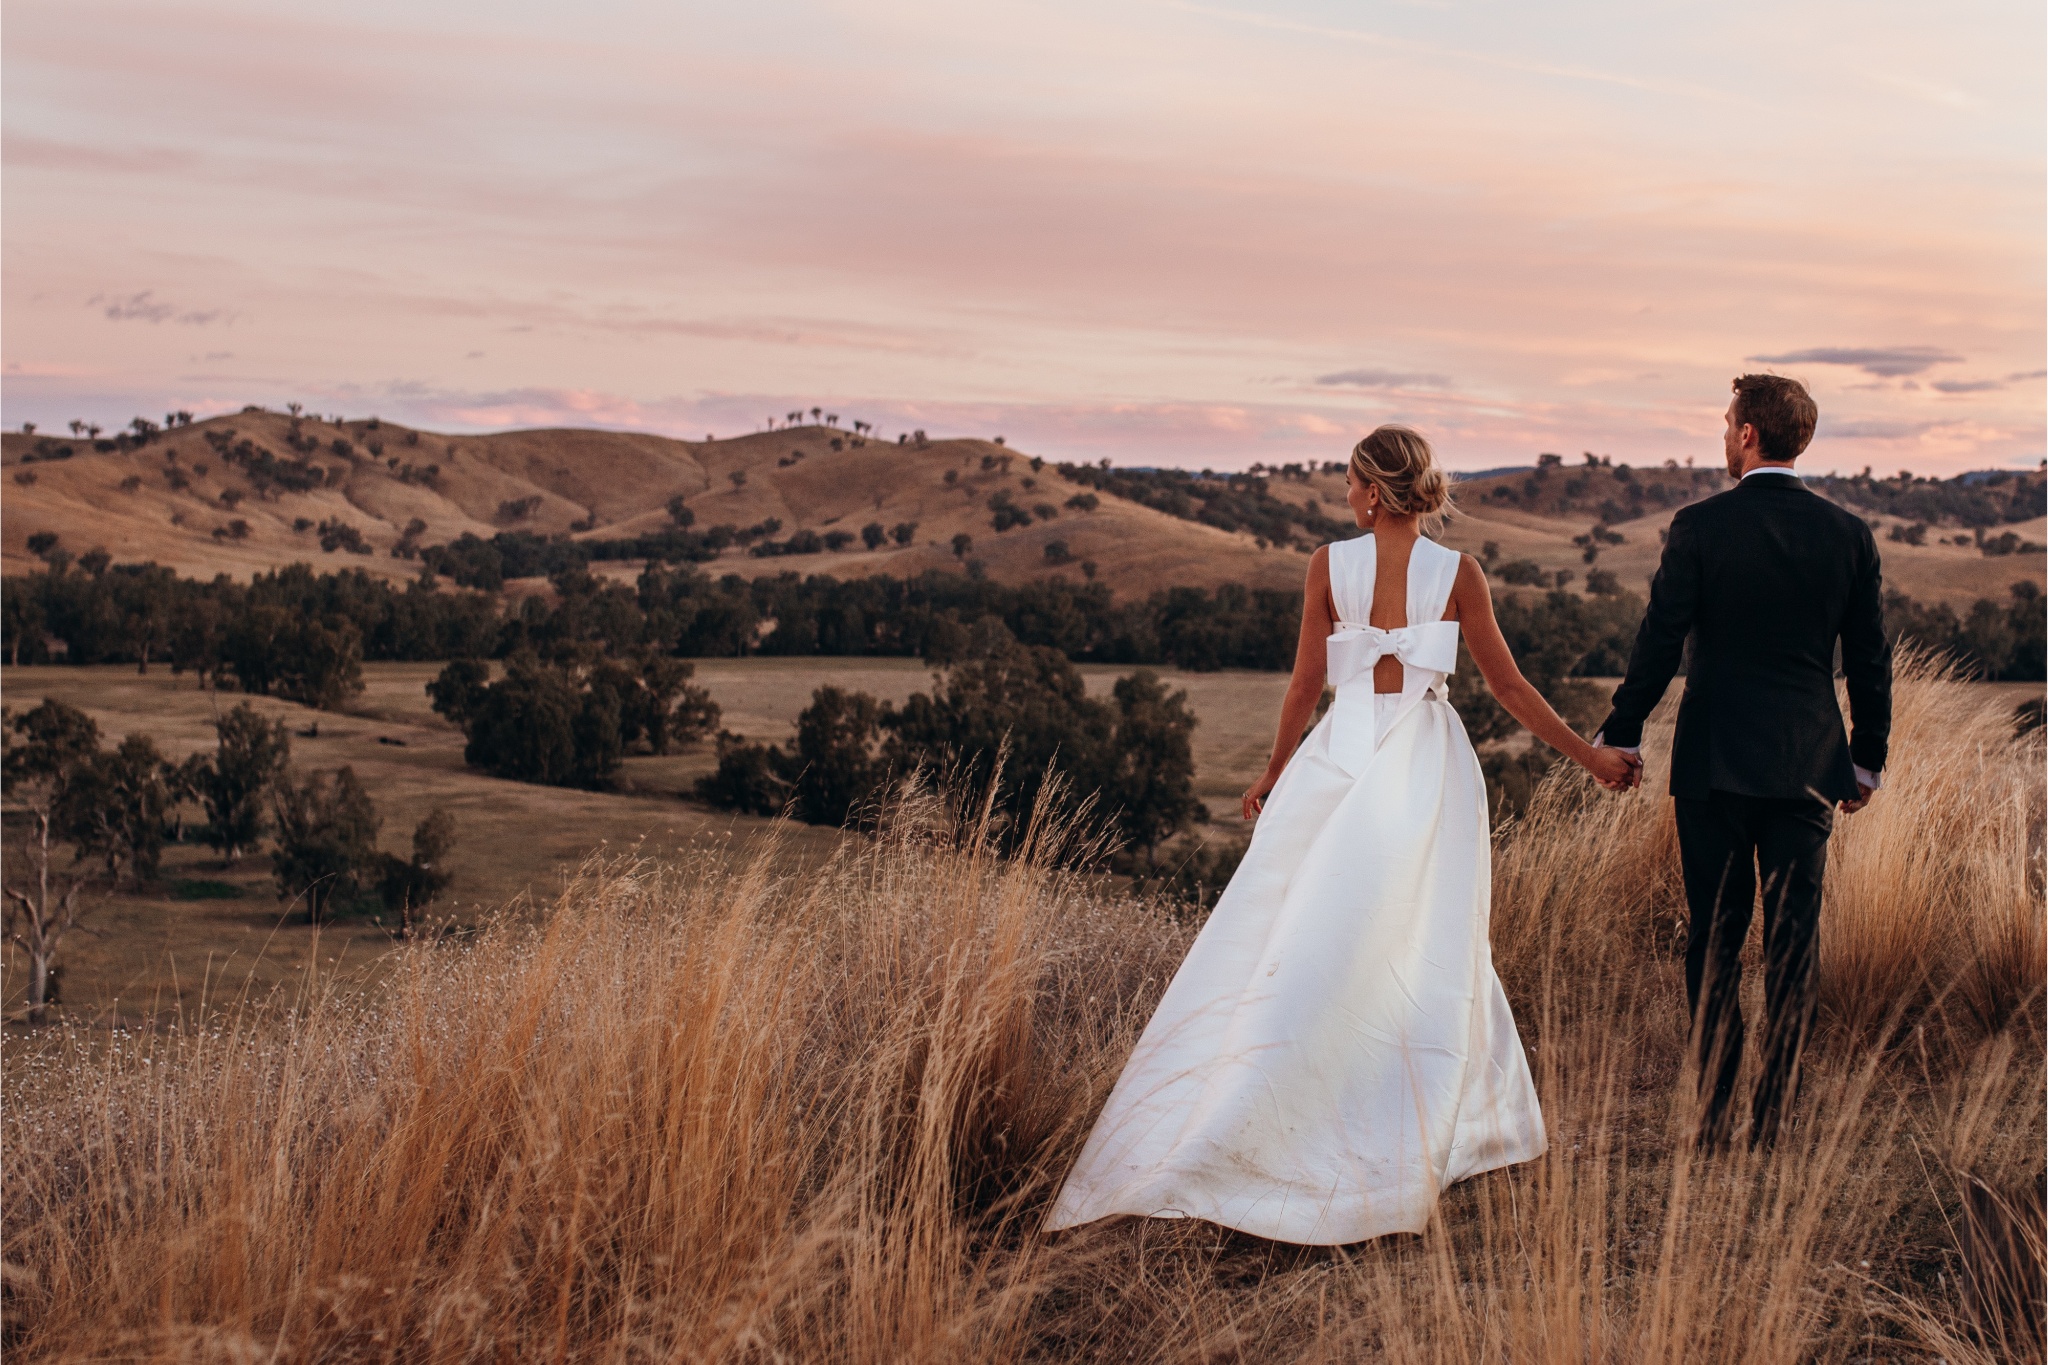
4, 657, 2041, 1361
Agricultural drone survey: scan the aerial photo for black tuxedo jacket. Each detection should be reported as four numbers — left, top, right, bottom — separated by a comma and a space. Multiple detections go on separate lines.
1596, 471, 1892, 803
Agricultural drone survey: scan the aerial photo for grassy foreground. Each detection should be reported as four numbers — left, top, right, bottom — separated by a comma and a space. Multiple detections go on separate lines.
4, 657, 2042, 1362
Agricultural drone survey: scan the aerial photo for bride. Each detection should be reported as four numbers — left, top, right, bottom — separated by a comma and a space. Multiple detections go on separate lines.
1049, 425, 1639, 1245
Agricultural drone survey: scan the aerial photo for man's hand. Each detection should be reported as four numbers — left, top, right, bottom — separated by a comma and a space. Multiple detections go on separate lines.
1839, 781, 1876, 814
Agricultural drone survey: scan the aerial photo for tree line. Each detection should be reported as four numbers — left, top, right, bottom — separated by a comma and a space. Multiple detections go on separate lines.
2, 698, 456, 1023
9, 551, 2040, 697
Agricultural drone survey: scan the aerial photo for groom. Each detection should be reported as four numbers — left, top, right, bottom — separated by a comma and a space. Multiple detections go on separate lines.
1596, 373, 1893, 1150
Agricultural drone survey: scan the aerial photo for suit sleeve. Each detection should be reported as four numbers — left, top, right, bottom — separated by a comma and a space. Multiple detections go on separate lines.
1840, 526, 1893, 774
1596, 508, 1701, 748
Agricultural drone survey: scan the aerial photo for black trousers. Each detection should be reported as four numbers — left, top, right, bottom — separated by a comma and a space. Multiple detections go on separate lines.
1673, 791, 1833, 1146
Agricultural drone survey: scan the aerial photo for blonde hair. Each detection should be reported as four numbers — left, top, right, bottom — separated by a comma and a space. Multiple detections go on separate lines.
1349, 425, 1453, 536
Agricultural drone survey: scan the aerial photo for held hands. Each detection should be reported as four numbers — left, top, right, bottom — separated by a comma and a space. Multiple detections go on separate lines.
1585, 744, 1642, 793
1839, 781, 1876, 814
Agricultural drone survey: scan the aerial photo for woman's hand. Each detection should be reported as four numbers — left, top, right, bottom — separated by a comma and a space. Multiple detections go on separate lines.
1242, 767, 1281, 820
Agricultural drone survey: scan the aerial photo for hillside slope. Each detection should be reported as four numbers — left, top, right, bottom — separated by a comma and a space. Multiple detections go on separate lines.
1, 412, 1308, 596
4, 413, 2036, 607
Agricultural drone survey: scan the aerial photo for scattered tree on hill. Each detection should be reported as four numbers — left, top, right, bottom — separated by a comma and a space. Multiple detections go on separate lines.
1105, 670, 1202, 867
376, 807, 457, 938
198, 702, 292, 865
698, 685, 892, 828
424, 658, 490, 729
2, 700, 104, 1022
58, 733, 177, 888
666, 495, 696, 529
861, 522, 887, 550
694, 731, 789, 816
391, 518, 429, 560
318, 518, 371, 554
597, 654, 720, 755
891, 522, 918, 546
272, 766, 380, 922
1583, 568, 1622, 596
430, 652, 718, 789
879, 629, 1117, 843
951, 533, 973, 559
3, 579, 47, 665
224, 607, 366, 711
779, 686, 891, 827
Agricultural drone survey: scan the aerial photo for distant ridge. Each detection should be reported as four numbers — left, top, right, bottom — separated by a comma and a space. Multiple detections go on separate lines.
2, 413, 2036, 610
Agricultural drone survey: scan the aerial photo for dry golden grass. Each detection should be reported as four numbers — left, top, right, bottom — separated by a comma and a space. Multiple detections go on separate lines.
4, 656, 2042, 1362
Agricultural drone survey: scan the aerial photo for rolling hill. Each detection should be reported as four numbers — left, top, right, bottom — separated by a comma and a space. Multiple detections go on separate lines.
4, 411, 2039, 608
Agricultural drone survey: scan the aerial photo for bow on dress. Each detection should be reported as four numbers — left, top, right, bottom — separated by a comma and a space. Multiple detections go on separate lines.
1325, 620, 1460, 693
1322, 620, 1461, 763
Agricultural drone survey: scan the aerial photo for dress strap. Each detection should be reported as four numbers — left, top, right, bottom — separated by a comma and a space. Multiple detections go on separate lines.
1327, 534, 1375, 625
1409, 537, 1461, 627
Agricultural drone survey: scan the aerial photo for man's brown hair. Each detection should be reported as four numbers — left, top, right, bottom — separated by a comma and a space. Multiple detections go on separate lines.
1730, 374, 1818, 461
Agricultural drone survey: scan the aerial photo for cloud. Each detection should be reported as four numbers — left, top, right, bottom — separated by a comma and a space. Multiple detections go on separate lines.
1857, 68, 1984, 112
92, 290, 226, 326
1930, 379, 2004, 394
1746, 346, 1962, 378
1314, 368, 1452, 389
1817, 418, 1936, 439
2006, 369, 2048, 382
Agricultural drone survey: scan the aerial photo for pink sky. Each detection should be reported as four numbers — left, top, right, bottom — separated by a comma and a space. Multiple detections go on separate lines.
4, 0, 2041, 474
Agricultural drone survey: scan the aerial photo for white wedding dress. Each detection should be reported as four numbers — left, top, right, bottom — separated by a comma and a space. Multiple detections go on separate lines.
1049, 534, 1545, 1244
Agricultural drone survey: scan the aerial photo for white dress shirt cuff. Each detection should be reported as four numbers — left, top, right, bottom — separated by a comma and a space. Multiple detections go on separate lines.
1592, 732, 1641, 757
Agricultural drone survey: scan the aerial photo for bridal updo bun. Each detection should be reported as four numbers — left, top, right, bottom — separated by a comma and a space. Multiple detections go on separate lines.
1350, 425, 1453, 534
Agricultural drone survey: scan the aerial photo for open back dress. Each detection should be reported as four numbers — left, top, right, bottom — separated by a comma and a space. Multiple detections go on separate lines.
1047, 533, 1546, 1244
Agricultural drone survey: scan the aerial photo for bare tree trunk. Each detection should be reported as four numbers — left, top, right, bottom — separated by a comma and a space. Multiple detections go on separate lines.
26, 950, 51, 1022
5, 809, 88, 1026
